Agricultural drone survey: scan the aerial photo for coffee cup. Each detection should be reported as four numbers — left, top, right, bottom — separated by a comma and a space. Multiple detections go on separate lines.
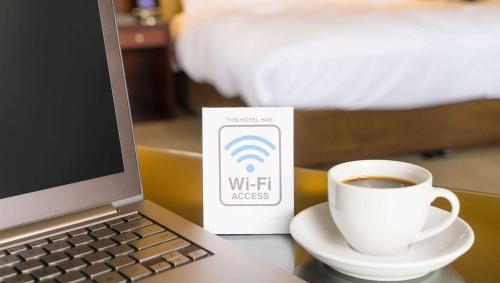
328, 160, 460, 256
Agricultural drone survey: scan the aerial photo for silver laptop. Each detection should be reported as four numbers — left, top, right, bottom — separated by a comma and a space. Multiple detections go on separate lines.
0, 0, 303, 282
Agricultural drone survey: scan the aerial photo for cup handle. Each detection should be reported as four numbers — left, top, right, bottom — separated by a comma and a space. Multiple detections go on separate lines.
413, 187, 460, 243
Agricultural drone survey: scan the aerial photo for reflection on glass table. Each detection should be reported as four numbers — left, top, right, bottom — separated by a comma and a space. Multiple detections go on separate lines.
295, 260, 464, 283
223, 235, 466, 283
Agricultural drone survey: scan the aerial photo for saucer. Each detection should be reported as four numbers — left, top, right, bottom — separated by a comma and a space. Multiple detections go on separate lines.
290, 203, 474, 281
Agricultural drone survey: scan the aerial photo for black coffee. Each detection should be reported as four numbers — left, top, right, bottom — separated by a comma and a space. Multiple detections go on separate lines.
343, 176, 416, 188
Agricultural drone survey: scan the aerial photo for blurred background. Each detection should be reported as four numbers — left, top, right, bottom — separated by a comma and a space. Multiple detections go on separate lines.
115, 0, 500, 194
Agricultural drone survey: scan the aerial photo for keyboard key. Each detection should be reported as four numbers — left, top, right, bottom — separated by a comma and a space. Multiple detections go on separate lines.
148, 261, 171, 273
168, 255, 190, 267
6, 245, 27, 255
41, 252, 70, 265
82, 251, 111, 265
119, 263, 151, 281
44, 241, 71, 253
68, 229, 88, 237
123, 214, 142, 222
106, 245, 135, 257
133, 225, 164, 238
66, 246, 94, 258
112, 219, 152, 233
0, 214, 205, 283
0, 266, 18, 280
187, 249, 208, 260
129, 231, 176, 250
18, 248, 47, 260
48, 234, 69, 242
90, 229, 116, 240
106, 256, 135, 270
58, 258, 87, 272
0, 255, 21, 267
55, 271, 86, 283
27, 239, 49, 248
94, 271, 127, 283
111, 233, 139, 245
106, 219, 125, 227
4, 273, 34, 283
90, 239, 116, 251
15, 259, 44, 273
162, 251, 182, 261
32, 266, 62, 280
67, 235, 95, 247
130, 238, 190, 263
88, 223, 107, 232
82, 263, 111, 279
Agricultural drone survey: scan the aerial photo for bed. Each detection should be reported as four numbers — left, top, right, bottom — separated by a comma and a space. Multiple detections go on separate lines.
170, 0, 500, 165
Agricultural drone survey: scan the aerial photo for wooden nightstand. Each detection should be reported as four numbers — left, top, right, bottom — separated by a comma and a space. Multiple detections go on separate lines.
118, 20, 175, 119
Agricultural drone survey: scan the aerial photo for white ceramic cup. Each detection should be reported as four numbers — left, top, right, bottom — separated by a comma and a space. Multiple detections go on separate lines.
328, 160, 460, 256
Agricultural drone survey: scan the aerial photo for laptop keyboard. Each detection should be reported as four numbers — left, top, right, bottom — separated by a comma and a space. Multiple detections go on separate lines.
0, 213, 210, 282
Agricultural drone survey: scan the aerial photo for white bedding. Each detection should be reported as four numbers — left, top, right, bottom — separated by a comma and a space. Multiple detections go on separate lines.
175, 0, 500, 110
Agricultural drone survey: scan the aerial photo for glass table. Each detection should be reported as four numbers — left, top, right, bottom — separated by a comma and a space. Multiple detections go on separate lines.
137, 147, 500, 282
221, 234, 466, 283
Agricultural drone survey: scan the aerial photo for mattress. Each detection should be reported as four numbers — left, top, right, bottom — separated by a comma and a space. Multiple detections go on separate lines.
174, 0, 500, 110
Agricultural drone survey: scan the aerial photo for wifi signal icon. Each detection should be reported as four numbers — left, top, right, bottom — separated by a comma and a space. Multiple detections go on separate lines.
225, 135, 276, 173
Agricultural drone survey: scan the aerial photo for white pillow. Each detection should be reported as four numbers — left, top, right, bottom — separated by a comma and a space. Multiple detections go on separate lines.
181, 0, 284, 11
180, 0, 207, 12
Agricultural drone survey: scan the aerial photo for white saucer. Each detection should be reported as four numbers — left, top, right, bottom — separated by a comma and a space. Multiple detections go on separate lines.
290, 203, 474, 281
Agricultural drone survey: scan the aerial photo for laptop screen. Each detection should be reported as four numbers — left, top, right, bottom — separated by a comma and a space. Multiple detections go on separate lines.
0, 0, 124, 199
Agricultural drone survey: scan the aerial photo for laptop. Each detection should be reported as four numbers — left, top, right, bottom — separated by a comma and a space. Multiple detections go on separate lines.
0, 0, 303, 282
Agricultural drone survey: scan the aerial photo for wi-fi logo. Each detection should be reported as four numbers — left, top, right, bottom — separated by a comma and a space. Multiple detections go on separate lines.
225, 135, 276, 173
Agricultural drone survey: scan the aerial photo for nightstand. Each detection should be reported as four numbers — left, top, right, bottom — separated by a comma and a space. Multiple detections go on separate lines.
118, 20, 175, 119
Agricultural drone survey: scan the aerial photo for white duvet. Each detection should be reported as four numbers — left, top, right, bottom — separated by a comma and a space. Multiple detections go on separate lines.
175, 0, 500, 110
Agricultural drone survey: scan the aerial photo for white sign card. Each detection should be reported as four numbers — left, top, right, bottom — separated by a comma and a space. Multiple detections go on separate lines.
202, 107, 294, 234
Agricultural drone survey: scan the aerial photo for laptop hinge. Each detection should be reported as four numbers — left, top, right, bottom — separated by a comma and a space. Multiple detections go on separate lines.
0, 204, 117, 246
